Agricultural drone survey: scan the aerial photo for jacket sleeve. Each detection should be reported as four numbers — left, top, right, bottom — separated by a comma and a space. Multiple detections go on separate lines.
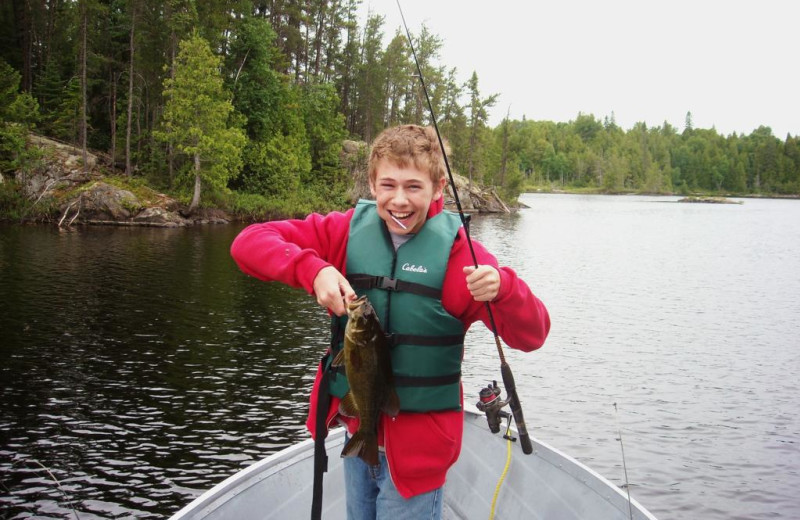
443, 230, 550, 352
230, 209, 353, 294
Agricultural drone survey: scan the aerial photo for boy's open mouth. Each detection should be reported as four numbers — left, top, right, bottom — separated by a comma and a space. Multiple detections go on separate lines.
388, 210, 412, 229
389, 210, 412, 220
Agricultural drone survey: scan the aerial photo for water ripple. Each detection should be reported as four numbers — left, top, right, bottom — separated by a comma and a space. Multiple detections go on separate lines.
3, 200, 800, 519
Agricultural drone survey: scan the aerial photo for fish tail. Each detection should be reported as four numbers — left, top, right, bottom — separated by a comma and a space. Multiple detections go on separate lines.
341, 431, 379, 466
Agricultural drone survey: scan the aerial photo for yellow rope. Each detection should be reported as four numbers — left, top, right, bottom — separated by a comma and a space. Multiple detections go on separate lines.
489, 428, 513, 520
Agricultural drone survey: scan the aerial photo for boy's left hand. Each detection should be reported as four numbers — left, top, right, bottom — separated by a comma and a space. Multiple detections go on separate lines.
463, 265, 500, 302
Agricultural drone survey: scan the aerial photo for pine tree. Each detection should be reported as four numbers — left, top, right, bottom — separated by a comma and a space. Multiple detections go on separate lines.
228, 16, 311, 198
155, 34, 245, 215
0, 58, 40, 175
464, 71, 497, 187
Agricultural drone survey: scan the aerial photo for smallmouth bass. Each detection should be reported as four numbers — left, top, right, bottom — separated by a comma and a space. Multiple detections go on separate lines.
332, 295, 400, 466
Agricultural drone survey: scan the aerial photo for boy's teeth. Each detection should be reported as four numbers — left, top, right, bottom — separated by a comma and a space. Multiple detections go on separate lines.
390, 214, 408, 229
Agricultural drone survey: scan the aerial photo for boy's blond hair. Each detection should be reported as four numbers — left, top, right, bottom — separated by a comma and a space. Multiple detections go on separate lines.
368, 125, 450, 184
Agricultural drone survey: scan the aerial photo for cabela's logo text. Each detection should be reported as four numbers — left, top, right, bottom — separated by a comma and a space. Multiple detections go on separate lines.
401, 263, 428, 274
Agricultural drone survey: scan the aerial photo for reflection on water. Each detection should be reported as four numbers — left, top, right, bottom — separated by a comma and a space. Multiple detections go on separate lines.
1, 194, 799, 520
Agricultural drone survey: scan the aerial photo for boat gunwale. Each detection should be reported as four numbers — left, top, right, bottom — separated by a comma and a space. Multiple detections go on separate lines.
461, 410, 657, 520
169, 406, 658, 520
169, 429, 346, 520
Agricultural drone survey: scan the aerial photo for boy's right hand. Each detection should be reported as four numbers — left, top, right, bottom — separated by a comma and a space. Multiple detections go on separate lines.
312, 266, 356, 316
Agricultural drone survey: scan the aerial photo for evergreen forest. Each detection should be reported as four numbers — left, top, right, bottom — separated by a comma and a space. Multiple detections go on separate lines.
2, 1, 799, 220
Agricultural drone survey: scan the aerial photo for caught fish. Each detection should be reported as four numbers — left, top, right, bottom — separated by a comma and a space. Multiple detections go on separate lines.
332, 295, 400, 466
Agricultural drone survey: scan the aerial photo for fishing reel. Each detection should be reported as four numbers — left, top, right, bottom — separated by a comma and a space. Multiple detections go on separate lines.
476, 381, 513, 438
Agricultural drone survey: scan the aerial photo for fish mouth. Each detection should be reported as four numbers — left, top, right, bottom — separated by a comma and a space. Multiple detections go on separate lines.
348, 295, 368, 307
347, 294, 375, 320
346, 295, 369, 317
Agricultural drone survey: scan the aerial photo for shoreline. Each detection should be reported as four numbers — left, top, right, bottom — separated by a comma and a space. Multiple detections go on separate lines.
521, 187, 800, 200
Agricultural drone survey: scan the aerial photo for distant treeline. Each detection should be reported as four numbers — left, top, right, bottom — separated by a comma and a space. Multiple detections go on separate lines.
1, 1, 798, 216
502, 113, 800, 196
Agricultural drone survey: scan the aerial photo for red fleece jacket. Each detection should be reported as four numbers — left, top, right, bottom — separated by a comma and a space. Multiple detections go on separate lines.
230, 198, 550, 498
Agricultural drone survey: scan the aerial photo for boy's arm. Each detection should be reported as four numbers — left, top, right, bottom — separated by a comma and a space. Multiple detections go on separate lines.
443, 232, 550, 352
230, 210, 353, 295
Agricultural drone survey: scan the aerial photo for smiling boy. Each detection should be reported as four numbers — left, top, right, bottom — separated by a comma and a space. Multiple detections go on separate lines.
230, 124, 550, 519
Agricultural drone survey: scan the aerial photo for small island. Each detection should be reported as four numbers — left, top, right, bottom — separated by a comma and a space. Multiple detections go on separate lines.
677, 196, 743, 204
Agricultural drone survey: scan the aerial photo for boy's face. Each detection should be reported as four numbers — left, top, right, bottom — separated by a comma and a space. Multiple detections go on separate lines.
369, 159, 446, 235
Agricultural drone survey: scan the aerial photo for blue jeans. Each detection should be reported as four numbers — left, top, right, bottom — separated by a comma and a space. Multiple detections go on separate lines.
342, 448, 443, 520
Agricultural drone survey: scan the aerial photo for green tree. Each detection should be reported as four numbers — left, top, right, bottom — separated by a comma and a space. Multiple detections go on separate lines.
463, 71, 497, 186
574, 113, 603, 144
227, 16, 311, 198
228, 17, 287, 141
381, 32, 410, 128
747, 126, 781, 192
437, 67, 466, 170
485, 112, 525, 200
407, 25, 444, 126
335, 0, 361, 129
155, 34, 245, 215
0, 58, 40, 176
782, 135, 800, 192
353, 13, 386, 141
52, 77, 82, 143
241, 135, 309, 197
301, 82, 346, 186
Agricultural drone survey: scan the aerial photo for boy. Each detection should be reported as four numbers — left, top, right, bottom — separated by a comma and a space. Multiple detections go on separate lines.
230, 124, 550, 519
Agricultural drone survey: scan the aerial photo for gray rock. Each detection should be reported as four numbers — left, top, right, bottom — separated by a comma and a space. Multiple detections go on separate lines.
69, 182, 142, 221
132, 207, 190, 227
22, 135, 99, 199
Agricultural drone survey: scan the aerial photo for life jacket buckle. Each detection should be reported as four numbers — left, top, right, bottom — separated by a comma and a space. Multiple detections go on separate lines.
379, 277, 398, 291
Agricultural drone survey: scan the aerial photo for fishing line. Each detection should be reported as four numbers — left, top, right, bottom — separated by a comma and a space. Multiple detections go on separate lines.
396, 0, 533, 455
28, 460, 81, 520
489, 416, 515, 520
614, 402, 634, 520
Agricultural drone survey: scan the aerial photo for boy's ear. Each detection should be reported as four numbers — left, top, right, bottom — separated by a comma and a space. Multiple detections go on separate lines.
433, 177, 447, 200
369, 178, 377, 198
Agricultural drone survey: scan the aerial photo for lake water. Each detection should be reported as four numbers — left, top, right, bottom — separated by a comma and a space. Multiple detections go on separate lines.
1, 193, 798, 519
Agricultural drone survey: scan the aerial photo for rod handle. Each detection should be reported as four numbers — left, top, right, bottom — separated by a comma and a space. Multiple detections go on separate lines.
501, 362, 533, 454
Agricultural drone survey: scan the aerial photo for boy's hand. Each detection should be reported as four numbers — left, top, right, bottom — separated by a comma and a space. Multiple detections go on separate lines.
313, 266, 356, 316
463, 265, 500, 302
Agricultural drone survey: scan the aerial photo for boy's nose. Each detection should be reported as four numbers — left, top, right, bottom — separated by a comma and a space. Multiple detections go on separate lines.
393, 188, 408, 204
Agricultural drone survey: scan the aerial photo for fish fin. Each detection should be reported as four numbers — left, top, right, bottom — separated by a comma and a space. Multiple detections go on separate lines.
382, 389, 400, 418
338, 392, 359, 417
341, 431, 379, 466
330, 350, 345, 367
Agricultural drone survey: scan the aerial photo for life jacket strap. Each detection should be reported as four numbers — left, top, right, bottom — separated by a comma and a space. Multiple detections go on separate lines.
394, 371, 461, 387
347, 273, 442, 300
331, 328, 464, 350
311, 353, 330, 520
312, 318, 341, 520
387, 332, 464, 347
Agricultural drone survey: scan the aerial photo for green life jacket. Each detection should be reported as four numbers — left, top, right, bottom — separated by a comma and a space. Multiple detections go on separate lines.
327, 200, 465, 412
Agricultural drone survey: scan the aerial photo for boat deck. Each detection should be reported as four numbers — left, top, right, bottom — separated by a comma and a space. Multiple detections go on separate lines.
170, 406, 657, 519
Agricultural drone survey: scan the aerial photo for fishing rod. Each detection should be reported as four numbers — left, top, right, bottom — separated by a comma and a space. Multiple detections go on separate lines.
396, 0, 533, 455
614, 402, 634, 520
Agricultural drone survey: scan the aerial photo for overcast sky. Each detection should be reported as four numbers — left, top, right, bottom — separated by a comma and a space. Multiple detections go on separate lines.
358, 0, 799, 138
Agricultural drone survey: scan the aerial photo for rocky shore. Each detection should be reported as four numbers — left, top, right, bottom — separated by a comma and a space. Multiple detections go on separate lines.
14, 135, 514, 229
17, 135, 228, 227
